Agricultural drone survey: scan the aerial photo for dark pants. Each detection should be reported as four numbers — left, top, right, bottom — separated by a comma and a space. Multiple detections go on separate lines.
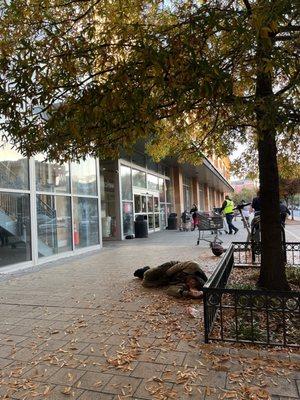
280, 213, 287, 227
226, 213, 238, 234
192, 215, 198, 230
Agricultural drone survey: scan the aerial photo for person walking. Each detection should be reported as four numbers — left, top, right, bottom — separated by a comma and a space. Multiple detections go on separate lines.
279, 201, 291, 227
251, 190, 261, 215
190, 204, 199, 231
241, 199, 250, 227
181, 210, 191, 231
220, 195, 239, 235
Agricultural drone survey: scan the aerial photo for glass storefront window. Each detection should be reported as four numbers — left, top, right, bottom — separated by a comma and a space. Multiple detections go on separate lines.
154, 196, 159, 212
166, 179, 173, 203
165, 204, 172, 216
183, 185, 191, 211
134, 194, 142, 213
0, 193, 31, 266
122, 202, 134, 236
73, 197, 99, 248
183, 175, 191, 186
159, 178, 165, 202
199, 186, 205, 211
160, 204, 166, 229
35, 155, 70, 193
147, 196, 153, 212
121, 165, 132, 200
72, 158, 97, 196
155, 214, 160, 228
141, 195, 147, 213
132, 169, 146, 188
100, 163, 118, 238
0, 142, 29, 190
147, 174, 159, 191
148, 214, 154, 230
37, 195, 72, 257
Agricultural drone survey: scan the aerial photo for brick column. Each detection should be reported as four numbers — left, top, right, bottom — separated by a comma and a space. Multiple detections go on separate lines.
214, 190, 218, 208
173, 166, 184, 216
192, 178, 200, 207
219, 192, 223, 206
204, 185, 210, 211
210, 188, 215, 208
220, 192, 224, 205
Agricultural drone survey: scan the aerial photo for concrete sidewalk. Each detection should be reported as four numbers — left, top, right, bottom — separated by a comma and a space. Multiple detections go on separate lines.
0, 228, 299, 400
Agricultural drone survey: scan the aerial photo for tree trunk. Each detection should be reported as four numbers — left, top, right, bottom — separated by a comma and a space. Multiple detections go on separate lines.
256, 127, 289, 290
255, 39, 289, 291
291, 196, 294, 220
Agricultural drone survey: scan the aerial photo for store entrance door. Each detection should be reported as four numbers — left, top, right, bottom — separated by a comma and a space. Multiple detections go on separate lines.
134, 192, 160, 233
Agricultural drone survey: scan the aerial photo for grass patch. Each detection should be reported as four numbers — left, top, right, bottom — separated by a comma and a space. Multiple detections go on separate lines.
286, 266, 300, 287
230, 319, 264, 341
226, 283, 256, 290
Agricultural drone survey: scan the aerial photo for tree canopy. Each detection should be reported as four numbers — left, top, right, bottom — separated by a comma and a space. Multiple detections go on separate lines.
0, 0, 299, 289
232, 186, 257, 205
0, 0, 299, 163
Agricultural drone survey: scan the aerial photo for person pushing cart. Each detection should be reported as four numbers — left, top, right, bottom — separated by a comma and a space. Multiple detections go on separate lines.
220, 195, 239, 235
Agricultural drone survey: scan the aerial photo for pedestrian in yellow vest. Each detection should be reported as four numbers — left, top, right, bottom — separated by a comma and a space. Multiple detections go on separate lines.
220, 195, 239, 235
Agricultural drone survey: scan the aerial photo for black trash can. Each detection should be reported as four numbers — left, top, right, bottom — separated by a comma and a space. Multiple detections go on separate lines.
135, 215, 148, 238
167, 213, 178, 230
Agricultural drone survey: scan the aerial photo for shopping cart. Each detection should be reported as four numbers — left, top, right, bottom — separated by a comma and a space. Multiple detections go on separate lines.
196, 211, 224, 246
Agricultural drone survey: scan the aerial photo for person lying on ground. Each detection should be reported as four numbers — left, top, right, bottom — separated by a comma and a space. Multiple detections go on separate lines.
166, 275, 204, 299
133, 260, 208, 289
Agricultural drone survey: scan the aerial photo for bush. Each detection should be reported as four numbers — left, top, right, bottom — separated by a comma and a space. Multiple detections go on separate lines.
285, 266, 300, 287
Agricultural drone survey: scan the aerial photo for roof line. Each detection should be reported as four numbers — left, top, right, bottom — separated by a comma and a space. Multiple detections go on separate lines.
203, 156, 234, 191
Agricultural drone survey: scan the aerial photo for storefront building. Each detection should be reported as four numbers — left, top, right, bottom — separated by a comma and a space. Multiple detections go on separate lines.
100, 155, 173, 240
0, 141, 101, 270
100, 150, 233, 240
0, 142, 232, 270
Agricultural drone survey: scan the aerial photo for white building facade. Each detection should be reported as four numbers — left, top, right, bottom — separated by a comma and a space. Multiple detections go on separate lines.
0, 141, 101, 271
0, 142, 232, 270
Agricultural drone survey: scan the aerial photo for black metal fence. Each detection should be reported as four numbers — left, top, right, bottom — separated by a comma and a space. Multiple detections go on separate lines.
203, 243, 300, 347
232, 241, 300, 267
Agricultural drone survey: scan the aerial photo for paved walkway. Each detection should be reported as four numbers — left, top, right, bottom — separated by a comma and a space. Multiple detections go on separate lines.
0, 225, 299, 400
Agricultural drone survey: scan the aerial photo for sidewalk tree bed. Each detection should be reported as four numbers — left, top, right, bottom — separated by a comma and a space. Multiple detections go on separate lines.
1, 1, 299, 290
203, 243, 300, 347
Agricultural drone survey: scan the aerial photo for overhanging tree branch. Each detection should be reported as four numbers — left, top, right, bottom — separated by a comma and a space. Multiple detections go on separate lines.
275, 68, 300, 97
242, 0, 252, 15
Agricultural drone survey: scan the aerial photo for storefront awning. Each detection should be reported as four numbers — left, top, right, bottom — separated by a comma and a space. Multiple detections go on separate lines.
166, 157, 234, 193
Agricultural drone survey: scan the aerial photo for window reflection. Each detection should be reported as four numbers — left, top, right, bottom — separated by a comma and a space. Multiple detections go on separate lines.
147, 196, 153, 212
120, 166, 132, 200
35, 155, 70, 193
147, 174, 159, 191
0, 142, 29, 190
166, 179, 173, 203
134, 194, 142, 213
37, 195, 72, 257
100, 162, 118, 238
72, 159, 97, 196
122, 202, 134, 236
132, 169, 146, 188
148, 214, 154, 229
160, 204, 166, 229
73, 197, 99, 248
0, 193, 31, 266
159, 178, 165, 202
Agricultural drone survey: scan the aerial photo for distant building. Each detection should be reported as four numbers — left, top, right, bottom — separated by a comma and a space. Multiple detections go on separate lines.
231, 179, 257, 194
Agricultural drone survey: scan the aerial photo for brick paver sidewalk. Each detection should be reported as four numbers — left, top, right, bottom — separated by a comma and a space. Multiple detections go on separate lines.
0, 230, 299, 400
